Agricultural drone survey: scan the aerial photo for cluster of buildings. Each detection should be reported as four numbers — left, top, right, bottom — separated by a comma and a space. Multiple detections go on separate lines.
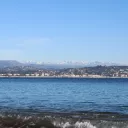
112, 69, 128, 77
0, 66, 128, 78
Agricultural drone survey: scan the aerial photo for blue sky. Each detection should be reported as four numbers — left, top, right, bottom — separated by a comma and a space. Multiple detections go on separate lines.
0, 0, 128, 63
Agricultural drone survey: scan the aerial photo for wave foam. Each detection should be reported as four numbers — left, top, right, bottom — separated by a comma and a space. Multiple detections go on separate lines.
1, 113, 128, 128
53, 121, 96, 128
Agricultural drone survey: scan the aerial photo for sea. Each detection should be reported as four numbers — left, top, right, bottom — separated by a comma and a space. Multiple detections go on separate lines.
0, 78, 128, 128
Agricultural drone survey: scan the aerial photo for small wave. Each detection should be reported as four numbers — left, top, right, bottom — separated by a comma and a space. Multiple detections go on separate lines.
53, 121, 96, 128
0, 113, 128, 128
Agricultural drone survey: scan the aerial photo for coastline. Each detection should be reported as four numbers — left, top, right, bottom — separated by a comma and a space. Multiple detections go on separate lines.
0, 111, 128, 128
0, 76, 128, 79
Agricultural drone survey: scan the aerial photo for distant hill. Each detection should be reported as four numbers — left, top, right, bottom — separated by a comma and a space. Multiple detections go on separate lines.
0, 60, 122, 69
0, 60, 84, 69
0, 60, 23, 68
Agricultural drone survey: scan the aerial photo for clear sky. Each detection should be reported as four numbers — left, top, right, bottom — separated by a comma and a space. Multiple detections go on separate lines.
0, 0, 128, 63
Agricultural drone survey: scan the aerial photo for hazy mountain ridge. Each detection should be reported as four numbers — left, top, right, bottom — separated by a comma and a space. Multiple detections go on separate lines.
0, 60, 122, 69
0, 60, 23, 68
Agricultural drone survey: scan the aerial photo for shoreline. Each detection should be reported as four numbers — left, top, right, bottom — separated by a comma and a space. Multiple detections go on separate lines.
0, 76, 128, 79
0, 112, 128, 128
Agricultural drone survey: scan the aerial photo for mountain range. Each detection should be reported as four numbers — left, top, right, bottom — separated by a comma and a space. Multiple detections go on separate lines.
0, 60, 122, 69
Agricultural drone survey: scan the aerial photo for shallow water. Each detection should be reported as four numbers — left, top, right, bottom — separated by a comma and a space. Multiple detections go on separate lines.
0, 78, 128, 128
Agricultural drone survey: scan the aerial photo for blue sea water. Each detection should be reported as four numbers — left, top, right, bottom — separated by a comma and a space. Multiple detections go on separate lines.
0, 78, 128, 114
0, 78, 128, 128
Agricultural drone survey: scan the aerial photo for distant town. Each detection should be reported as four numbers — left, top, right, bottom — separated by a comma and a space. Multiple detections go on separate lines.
0, 61, 128, 78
